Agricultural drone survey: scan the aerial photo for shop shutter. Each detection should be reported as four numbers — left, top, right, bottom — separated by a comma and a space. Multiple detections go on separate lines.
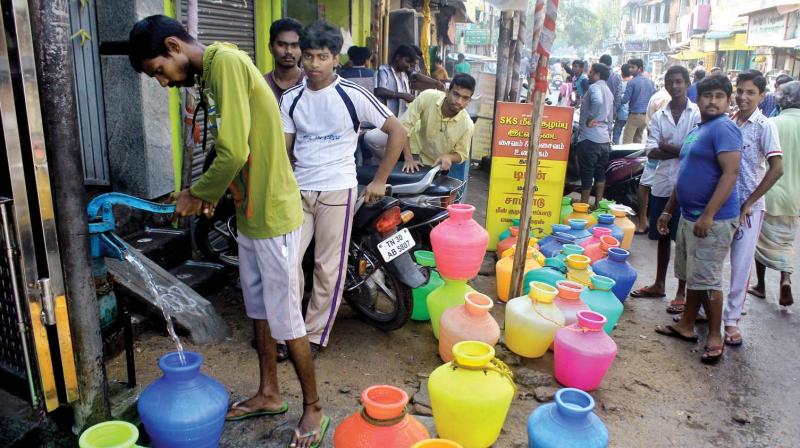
182, 0, 256, 60
180, 0, 256, 183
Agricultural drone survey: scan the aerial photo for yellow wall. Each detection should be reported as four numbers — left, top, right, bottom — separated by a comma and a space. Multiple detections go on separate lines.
255, 0, 283, 74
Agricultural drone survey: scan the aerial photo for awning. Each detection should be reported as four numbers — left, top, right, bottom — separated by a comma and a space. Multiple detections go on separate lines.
704, 28, 746, 40
673, 50, 706, 60
739, 2, 800, 16
719, 33, 753, 51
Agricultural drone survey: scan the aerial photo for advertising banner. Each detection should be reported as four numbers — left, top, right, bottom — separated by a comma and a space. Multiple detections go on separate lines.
486, 103, 573, 250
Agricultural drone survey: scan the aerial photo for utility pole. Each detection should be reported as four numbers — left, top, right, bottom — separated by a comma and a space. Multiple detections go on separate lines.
508, 11, 526, 102
495, 10, 515, 103
509, 0, 561, 298
29, 0, 111, 428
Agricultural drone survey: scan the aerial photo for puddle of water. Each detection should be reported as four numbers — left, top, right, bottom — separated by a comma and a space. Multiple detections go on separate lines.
124, 252, 186, 366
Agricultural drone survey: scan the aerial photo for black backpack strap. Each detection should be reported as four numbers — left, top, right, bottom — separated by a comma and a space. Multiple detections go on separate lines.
334, 84, 360, 133
288, 87, 304, 121
191, 80, 209, 155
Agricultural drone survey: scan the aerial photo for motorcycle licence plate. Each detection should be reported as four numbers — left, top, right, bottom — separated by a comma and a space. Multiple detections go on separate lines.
377, 228, 415, 263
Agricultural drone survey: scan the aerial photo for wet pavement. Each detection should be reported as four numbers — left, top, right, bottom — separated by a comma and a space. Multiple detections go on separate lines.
107, 168, 800, 447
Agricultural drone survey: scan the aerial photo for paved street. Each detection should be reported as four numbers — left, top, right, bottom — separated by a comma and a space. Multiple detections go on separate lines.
107, 168, 800, 447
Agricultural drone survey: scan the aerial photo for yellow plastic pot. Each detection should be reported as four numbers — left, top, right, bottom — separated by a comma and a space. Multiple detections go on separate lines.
566, 254, 593, 287
428, 341, 515, 448
79, 421, 142, 448
411, 439, 464, 448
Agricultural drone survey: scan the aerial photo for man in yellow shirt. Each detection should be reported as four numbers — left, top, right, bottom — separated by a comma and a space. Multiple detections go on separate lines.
365, 73, 475, 173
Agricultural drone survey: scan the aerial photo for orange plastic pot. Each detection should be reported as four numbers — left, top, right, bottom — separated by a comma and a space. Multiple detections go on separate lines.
333, 385, 430, 447
439, 292, 501, 362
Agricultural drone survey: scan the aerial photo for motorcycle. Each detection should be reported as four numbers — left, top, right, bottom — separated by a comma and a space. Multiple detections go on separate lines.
356, 163, 463, 249
341, 163, 463, 331
564, 143, 647, 214
194, 151, 460, 330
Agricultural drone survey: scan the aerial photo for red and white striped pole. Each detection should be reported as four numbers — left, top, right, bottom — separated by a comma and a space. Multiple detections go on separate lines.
509, 0, 560, 298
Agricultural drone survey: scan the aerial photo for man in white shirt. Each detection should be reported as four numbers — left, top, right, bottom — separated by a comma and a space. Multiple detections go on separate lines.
630, 66, 700, 312
723, 70, 783, 346
281, 22, 407, 359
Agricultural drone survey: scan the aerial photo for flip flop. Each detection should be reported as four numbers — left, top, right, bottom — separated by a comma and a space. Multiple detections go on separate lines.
666, 299, 685, 314
225, 400, 289, 421
747, 287, 766, 299
289, 415, 330, 448
724, 328, 743, 346
277, 343, 290, 363
701, 345, 724, 364
630, 288, 667, 299
654, 324, 698, 342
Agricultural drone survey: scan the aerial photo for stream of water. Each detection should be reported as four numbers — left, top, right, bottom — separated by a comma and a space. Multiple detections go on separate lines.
124, 252, 186, 365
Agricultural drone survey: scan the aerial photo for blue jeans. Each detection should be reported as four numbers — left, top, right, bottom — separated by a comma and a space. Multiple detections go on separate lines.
612, 119, 626, 145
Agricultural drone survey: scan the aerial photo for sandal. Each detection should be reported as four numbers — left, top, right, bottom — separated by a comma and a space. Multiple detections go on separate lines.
654, 324, 698, 342
666, 299, 685, 314
226, 400, 289, 421
630, 287, 666, 299
747, 286, 766, 299
701, 345, 724, 364
289, 415, 330, 448
277, 343, 289, 363
672, 313, 708, 323
724, 327, 743, 346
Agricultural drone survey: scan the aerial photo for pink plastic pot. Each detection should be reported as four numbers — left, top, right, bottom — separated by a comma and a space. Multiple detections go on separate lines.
552, 280, 590, 327
553, 310, 618, 391
579, 227, 612, 249
431, 204, 489, 280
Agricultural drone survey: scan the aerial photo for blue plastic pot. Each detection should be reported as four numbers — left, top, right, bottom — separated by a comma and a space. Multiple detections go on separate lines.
591, 248, 637, 302
138, 352, 229, 448
528, 388, 608, 448
539, 232, 577, 258
523, 259, 568, 293
537, 224, 571, 251
565, 219, 592, 243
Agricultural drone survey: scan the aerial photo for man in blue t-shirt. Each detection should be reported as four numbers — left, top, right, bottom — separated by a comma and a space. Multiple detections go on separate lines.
654, 75, 742, 365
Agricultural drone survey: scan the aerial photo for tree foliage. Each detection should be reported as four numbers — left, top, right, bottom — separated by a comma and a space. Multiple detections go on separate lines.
525, 0, 622, 57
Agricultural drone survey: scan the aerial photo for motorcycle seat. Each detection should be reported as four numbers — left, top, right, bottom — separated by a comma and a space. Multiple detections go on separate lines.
609, 148, 641, 159
356, 162, 429, 186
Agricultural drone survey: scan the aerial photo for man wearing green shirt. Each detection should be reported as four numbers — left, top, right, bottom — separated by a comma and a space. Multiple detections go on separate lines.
129, 16, 329, 447
751, 81, 800, 308
455, 53, 471, 74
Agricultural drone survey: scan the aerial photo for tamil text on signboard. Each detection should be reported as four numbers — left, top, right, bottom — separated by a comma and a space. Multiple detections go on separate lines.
485, 103, 573, 250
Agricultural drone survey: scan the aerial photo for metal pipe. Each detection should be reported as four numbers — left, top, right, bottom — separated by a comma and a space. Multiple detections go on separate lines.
29, 0, 111, 428
0, 200, 38, 407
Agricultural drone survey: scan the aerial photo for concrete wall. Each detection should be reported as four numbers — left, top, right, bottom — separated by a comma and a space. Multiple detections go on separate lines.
97, 0, 174, 199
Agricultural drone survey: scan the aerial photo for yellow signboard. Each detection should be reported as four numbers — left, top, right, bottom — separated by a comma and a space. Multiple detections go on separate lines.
486, 103, 573, 250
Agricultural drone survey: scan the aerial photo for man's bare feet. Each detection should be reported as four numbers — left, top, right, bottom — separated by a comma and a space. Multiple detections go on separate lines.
225, 393, 287, 420
290, 400, 326, 448
779, 282, 794, 307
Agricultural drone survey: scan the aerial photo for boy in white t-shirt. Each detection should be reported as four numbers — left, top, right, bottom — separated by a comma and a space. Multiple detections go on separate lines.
281, 21, 407, 356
